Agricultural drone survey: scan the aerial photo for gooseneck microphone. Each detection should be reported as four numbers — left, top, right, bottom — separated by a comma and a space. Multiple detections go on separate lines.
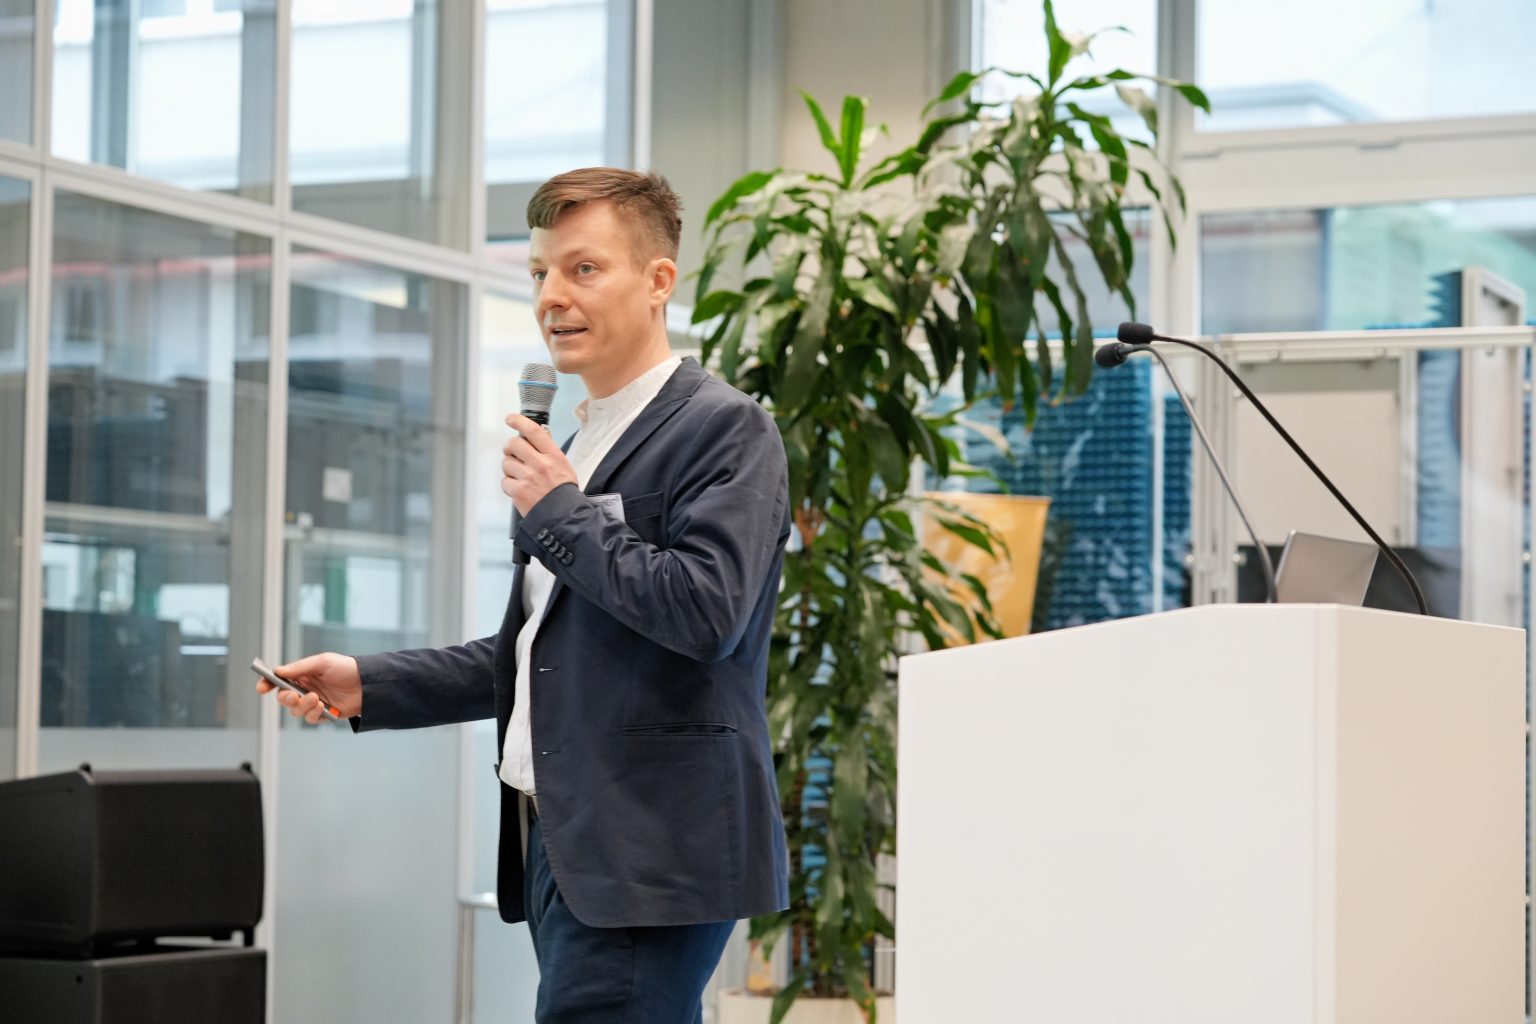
1097, 342, 1278, 603
1117, 322, 1429, 615
511, 363, 558, 565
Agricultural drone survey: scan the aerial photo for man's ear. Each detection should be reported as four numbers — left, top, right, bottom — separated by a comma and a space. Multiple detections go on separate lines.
650, 258, 678, 307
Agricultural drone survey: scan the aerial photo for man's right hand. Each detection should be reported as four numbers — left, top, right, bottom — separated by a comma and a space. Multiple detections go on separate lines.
256, 653, 363, 724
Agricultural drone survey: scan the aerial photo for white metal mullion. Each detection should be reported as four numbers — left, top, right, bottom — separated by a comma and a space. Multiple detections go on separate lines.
0, 140, 39, 167
468, 0, 486, 259
631, 0, 652, 169
41, 157, 281, 236
272, 0, 292, 216
15, 168, 52, 780
744, 0, 783, 172
33, 0, 52, 159
285, 209, 479, 282
256, 228, 291, 1024
0, 152, 41, 184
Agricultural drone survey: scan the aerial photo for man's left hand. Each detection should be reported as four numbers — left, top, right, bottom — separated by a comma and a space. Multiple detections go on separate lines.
503, 413, 578, 515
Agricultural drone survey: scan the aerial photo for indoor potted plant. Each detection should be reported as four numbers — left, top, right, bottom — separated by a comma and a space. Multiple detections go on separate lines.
696, 4, 1208, 1019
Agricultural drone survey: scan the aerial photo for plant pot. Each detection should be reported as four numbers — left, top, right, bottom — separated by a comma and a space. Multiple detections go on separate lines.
717, 990, 897, 1024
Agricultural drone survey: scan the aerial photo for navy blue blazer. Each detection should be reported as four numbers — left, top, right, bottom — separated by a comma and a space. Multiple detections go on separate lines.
352, 358, 791, 928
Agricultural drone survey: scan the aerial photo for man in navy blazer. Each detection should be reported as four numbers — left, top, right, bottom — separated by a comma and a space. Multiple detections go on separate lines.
260, 168, 791, 1022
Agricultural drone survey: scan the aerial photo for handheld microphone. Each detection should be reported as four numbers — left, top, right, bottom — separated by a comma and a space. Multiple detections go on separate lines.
1118, 322, 1428, 615
511, 363, 557, 565
1096, 341, 1277, 603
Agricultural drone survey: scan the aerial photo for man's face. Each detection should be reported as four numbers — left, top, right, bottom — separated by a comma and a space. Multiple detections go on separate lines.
528, 202, 669, 382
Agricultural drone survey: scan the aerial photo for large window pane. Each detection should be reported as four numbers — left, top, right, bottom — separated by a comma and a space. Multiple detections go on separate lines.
0, 176, 28, 779
0, 1, 34, 144
40, 193, 270, 773
1198, 0, 1536, 133
484, 0, 612, 244
977, 0, 1157, 142
290, 0, 471, 247
1202, 197, 1536, 334
282, 249, 465, 660
276, 250, 465, 1024
1221, 342, 1526, 630
51, 0, 276, 200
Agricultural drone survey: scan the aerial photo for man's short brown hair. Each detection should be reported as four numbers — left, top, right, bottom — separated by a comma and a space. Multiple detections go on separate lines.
527, 168, 683, 264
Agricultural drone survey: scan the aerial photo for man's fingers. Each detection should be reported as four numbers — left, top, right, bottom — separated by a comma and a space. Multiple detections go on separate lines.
505, 414, 553, 452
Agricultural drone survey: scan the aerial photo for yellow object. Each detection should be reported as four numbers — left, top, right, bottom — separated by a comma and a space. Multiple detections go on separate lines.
922, 492, 1051, 642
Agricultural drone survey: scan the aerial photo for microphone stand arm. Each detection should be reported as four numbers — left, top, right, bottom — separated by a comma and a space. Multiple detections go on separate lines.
1139, 346, 1277, 604
1153, 335, 1429, 616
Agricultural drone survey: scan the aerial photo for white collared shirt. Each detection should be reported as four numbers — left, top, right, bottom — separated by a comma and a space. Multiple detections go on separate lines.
499, 354, 683, 795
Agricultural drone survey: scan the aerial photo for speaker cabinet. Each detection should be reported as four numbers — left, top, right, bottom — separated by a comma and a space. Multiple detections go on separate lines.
0, 768, 263, 954
0, 945, 265, 1024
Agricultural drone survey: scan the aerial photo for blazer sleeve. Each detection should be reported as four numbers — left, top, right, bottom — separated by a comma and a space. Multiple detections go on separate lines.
515, 393, 788, 664
351, 637, 497, 732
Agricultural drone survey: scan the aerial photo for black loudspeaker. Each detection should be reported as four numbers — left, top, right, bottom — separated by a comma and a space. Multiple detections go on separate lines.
0, 767, 264, 955
0, 945, 265, 1024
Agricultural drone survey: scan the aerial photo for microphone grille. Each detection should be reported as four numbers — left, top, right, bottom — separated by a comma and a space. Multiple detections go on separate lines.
517, 363, 558, 415
1117, 321, 1155, 345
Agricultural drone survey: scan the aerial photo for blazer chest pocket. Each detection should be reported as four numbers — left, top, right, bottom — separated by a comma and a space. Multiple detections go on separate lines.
623, 490, 665, 541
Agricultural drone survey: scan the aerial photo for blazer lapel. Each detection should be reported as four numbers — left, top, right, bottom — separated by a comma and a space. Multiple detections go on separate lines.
539, 358, 708, 622
583, 358, 707, 497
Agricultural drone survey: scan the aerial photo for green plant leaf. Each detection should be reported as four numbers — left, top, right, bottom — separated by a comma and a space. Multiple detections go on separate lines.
1043, 0, 1072, 85
690, 289, 743, 325
935, 515, 994, 556
705, 169, 778, 228
839, 95, 869, 187
768, 972, 808, 1024
802, 91, 843, 170
924, 70, 982, 115
1114, 82, 1157, 137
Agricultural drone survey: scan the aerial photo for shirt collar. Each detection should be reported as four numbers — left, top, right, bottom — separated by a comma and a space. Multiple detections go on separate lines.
574, 355, 683, 429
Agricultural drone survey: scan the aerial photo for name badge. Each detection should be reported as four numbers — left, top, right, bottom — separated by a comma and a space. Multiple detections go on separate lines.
590, 492, 625, 522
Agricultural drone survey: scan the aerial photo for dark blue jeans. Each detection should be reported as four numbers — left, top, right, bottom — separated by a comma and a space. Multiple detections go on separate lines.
524, 809, 735, 1023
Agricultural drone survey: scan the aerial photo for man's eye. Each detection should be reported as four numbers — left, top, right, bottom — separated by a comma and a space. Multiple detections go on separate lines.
531, 270, 546, 282
577, 263, 597, 275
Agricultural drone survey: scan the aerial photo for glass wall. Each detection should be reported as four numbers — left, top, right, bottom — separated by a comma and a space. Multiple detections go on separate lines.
282, 249, 465, 659
289, 0, 471, 246
51, 0, 277, 200
274, 250, 466, 1023
0, 1, 34, 144
1202, 197, 1536, 334
1198, 0, 1536, 132
0, 175, 28, 779
1218, 341, 1527, 629
39, 192, 270, 773
485, 0, 609, 191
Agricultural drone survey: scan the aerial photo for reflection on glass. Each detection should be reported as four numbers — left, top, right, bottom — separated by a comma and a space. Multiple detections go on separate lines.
0, 176, 28, 779
41, 193, 270, 770
0, 1, 34, 143
977, 0, 1158, 143
51, 0, 276, 200
289, 0, 470, 246
1199, 0, 1536, 132
1202, 198, 1536, 334
283, 249, 465, 664
1227, 347, 1526, 628
941, 356, 1193, 630
474, 291, 585, 635
484, 0, 609, 241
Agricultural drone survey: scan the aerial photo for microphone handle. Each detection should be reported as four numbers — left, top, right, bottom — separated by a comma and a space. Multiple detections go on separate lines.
510, 410, 552, 566
1154, 335, 1429, 615
1140, 345, 1277, 604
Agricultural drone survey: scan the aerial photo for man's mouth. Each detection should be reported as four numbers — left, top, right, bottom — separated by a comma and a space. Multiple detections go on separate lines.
549, 326, 587, 338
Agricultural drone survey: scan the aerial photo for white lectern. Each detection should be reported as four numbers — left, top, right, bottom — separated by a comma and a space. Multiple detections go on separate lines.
896, 605, 1524, 1023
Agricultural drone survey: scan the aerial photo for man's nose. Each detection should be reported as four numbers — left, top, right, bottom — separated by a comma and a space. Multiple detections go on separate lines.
537, 271, 570, 318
